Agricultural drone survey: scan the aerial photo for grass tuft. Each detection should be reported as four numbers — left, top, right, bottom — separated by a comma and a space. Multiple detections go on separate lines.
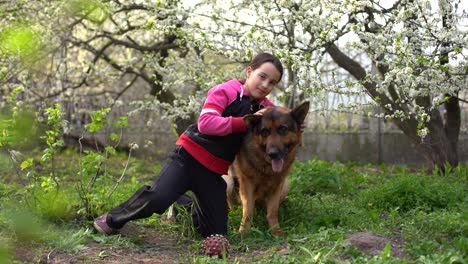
356, 173, 465, 212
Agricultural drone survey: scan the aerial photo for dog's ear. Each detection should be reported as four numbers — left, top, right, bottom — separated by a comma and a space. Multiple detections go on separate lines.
243, 114, 262, 130
291, 101, 310, 124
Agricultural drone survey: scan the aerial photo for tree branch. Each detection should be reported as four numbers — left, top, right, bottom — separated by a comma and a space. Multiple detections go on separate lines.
325, 43, 419, 139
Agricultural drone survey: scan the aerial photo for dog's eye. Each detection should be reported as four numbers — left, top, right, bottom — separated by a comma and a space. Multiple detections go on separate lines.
260, 128, 270, 137
277, 125, 288, 135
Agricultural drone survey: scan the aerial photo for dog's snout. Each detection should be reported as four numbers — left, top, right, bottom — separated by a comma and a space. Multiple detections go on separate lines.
267, 148, 281, 160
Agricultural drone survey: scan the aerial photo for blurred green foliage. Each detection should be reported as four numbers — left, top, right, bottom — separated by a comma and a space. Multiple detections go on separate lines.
0, 108, 40, 150
0, 23, 43, 63
65, 0, 109, 25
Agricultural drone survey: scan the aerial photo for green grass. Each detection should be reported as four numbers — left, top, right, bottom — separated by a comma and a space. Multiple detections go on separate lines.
0, 152, 466, 263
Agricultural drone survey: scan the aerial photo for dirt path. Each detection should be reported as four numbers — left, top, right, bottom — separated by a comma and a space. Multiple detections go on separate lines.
15, 225, 406, 263
43, 224, 191, 264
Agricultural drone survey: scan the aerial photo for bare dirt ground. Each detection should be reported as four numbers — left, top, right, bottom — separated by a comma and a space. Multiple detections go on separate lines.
13, 226, 405, 263
13, 222, 281, 263
38, 224, 190, 264
343, 231, 406, 259
38, 227, 277, 263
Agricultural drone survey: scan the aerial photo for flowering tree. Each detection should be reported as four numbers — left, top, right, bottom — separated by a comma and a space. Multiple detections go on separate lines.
0, 0, 210, 135
2, 0, 466, 171
183, 0, 467, 171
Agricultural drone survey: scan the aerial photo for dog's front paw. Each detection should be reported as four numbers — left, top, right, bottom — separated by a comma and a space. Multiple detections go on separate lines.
271, 228, 285, 237
238, 226, 249, 234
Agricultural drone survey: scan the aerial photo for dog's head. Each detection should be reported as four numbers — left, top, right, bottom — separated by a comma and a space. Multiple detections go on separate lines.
243, 101, 310, 173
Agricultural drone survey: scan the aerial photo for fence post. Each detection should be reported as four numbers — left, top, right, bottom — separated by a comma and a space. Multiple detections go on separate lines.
370, 106, 383, 164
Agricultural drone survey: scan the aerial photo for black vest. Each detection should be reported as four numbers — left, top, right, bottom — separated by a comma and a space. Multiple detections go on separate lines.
183, 94, 263, 162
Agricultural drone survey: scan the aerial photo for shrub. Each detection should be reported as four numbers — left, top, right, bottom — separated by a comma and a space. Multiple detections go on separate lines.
356, 174, 465, 212
289, 159, 350, 195
28, 187, 78, 222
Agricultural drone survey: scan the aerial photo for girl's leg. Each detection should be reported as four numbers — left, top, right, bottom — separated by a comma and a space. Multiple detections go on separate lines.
190, 167, 228, 237
106, 146, 192, 229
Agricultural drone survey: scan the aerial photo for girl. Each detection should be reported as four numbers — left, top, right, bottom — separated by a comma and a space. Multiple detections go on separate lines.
94, 52, 283, 238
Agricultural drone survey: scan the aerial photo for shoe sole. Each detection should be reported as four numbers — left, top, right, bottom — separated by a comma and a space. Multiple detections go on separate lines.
93, 221, 111, 235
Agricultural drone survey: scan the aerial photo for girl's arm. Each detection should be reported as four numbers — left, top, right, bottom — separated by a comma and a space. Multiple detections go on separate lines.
197, 83, 247, 136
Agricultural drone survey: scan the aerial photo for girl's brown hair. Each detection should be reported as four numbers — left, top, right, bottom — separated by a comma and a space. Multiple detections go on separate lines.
249, 53, 284, 81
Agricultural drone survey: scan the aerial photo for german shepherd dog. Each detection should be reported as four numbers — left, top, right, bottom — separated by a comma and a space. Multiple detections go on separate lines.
223, 101, 309, 236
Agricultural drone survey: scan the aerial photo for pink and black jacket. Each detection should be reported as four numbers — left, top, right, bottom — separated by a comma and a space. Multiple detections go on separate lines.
176, 79, 274, 175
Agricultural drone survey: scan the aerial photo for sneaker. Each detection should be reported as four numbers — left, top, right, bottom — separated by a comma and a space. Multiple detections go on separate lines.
166, 194, 193, 222
166, 204, 178, 222
93, 213, 114, 235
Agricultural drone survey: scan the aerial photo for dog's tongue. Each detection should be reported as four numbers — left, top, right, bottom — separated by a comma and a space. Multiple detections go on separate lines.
271, 159, 284, 173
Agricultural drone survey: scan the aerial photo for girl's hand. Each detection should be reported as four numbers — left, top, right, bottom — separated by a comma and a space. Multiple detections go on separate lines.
254, 108, 268, 116
254, 108, 306, 132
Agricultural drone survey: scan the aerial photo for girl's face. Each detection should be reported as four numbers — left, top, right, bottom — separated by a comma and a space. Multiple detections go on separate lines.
244, 62, 281, 100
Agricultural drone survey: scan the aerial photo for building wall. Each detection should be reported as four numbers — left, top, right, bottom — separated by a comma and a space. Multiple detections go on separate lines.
107, 129, 468, 168
297, 132, 468, 167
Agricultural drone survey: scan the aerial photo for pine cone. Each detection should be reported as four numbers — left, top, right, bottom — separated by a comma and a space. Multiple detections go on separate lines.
202, 234, 230, 258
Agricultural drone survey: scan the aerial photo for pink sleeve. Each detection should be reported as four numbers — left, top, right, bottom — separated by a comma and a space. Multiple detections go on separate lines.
197, 82, 246, 136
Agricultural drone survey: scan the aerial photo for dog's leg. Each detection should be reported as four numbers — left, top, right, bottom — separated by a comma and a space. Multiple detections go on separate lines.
265, 184, 286, 236
238, 176, 255, 234
222, 174, 234, 210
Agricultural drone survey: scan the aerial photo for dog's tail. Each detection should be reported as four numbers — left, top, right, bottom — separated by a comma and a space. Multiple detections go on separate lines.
222, 167, 240, 210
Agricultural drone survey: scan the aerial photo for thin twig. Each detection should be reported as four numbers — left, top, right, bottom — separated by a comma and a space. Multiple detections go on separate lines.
6, 149, 27, 186
107, 148, 133, 199
47, 248, 56, 261
456, 96, 468, 104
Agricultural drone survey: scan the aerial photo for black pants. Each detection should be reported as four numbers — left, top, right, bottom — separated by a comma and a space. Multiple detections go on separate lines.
106, 146, 228, 237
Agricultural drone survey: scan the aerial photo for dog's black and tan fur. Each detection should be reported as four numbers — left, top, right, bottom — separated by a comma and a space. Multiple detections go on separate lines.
223, 101, 309, 236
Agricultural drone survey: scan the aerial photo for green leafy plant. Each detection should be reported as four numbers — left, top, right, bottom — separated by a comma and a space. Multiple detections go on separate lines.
356, 173, 465, 212
37, 103, 65, 189
75, 108, 132, 219
0, 87, 39, 185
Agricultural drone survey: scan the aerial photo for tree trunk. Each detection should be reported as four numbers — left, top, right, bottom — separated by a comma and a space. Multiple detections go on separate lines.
173, 113, 196, 136
386, 107, 458, 173
421, 0, 461, 172
149, 80, 196, 136
416, 109, 459, 172
444, 95, 461, 153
